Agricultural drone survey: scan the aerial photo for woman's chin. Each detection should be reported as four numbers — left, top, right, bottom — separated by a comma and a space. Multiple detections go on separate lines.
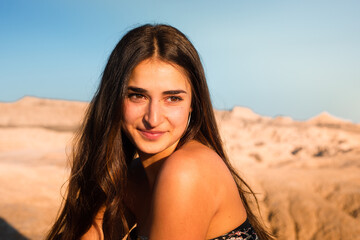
137, 144, 168, 156
135, 139, 180, 159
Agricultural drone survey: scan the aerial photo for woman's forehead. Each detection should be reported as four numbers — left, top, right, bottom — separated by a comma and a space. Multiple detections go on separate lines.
128, 59, 191, 92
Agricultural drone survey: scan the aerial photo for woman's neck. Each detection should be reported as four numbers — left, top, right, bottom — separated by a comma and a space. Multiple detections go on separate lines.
139, 140, 179, 188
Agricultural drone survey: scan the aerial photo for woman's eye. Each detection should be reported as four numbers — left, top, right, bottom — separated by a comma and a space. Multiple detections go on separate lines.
166, 96, 183, 102
128, 93, 146, 102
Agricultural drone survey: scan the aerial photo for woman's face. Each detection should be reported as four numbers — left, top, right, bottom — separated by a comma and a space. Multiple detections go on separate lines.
123, 58, 192, 156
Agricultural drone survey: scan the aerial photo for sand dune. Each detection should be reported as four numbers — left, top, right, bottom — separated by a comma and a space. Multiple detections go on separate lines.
0, 97, 359, 239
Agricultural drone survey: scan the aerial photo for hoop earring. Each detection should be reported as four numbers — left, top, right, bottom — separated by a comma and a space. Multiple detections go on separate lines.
186, 112, 191, 129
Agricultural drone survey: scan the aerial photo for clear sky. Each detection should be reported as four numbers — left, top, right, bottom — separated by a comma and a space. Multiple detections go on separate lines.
1, 0, 359, 122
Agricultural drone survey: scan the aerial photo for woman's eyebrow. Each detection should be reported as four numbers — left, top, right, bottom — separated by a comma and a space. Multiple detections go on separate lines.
127, 87, 187, 95
163, 90, 187, 95
127, 86, 147, 93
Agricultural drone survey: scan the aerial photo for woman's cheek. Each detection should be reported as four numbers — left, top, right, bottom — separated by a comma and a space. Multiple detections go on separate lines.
167, 106, 189, 127
123, 101, 143, 124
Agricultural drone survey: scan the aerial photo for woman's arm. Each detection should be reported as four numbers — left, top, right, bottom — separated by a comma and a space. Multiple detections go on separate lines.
80, 207, 105, 240
148, 150, 221, 240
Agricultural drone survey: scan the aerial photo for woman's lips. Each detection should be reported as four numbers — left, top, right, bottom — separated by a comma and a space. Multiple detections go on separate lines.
138, 129, 165, 140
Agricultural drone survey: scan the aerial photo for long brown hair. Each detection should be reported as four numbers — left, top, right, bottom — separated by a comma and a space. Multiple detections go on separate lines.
46, 24, 273, 240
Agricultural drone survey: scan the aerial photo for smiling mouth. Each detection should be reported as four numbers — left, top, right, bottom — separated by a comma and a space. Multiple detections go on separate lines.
138, 129, 165, 140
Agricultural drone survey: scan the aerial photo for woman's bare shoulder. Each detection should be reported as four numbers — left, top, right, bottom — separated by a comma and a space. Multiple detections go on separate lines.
156, 140, 230, 197
149, 141, 225, 239
163, 140, 227, 176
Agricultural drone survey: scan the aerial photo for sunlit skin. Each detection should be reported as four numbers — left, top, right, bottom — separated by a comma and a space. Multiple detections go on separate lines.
123, 58, 192, 181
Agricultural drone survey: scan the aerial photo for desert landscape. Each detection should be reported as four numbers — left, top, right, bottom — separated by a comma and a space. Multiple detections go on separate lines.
1, 96, 360, 240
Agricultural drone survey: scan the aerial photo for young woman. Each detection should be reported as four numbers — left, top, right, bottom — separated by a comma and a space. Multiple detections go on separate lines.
47, 24, 274, 240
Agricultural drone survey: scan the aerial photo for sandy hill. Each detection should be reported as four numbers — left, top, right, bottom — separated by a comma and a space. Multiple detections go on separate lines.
307, 111, 352, 125
1, 97, 360, 240
0, 96, 87, 131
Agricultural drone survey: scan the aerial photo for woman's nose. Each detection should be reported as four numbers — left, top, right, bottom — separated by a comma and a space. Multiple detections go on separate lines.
144, 100, 163, 128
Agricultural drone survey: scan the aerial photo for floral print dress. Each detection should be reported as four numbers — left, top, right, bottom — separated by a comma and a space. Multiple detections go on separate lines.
137, 218, 259, 240
210, 218, 259, 240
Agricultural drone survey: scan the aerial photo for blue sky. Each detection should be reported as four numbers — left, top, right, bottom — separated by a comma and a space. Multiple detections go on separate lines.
1, 0, 359, 122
